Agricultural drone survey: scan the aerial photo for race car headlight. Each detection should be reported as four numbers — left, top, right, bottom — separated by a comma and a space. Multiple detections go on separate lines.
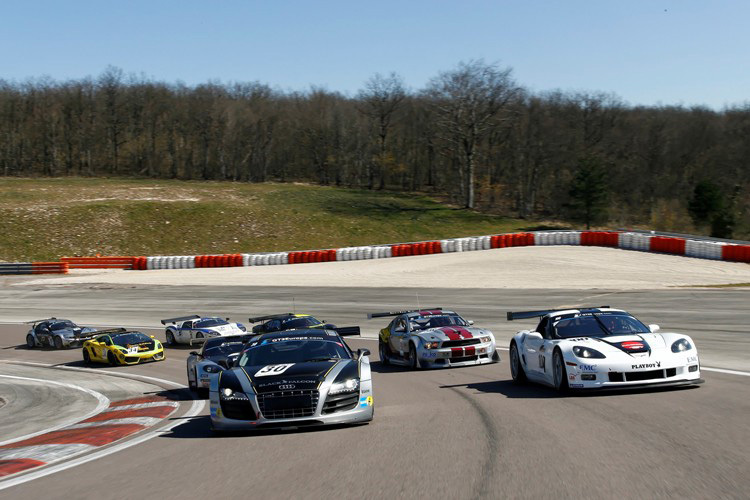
423, 341, 440, 349
480, 336, 491, 343
237, 323, 247, 332
220, 387, 249, 401
572, 346, 606, 359
204, 365, 222, 373
671, 339, 692, 353
328, 378, 359, 394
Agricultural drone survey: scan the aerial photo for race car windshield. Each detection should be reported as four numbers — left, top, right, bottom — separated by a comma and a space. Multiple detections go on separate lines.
50, 321, 76, 331
280, 317, 321, 329
195, 318, 229, 328
409, 314, 468, 331
204, 342, 245, 357
553, 313, 650, 338
111, 332, 152, 346
239, 339, 349, 366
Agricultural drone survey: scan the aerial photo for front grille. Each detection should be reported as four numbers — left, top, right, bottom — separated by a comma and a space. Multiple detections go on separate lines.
124, 356, 140, 363
221, 398, 257, 420
441, 338, 481, 348
257, 389, 319, 420
609, 368, 677, 383
322, 392, 359, 414
450, 355, 478, 363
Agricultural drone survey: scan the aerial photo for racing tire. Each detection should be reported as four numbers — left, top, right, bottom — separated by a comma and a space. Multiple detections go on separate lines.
53, 336, 64, 350
82, 348, 91, 365
378, 339, 390, 366
26, 334, 35, 349
166, 331, 176, 346
409, 343, 422, 370
107, 351, 118, 366
509, 342, 527, 384
552, 349, 569, 393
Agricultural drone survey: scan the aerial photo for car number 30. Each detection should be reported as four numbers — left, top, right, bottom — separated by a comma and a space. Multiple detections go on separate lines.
255, 364, 294, 377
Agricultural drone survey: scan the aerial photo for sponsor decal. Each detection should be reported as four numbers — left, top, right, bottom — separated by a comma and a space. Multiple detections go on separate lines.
422, 351, 437, 358
631, 362, 661, 370
570, 383, 584, 388
579, 364, 597, 371
255, 364, 294, 377
278, 384, 296, 390
258, 378, 317, 387
359, 396, 374, 407
687, 356, 698, 363
621, 341, 645, 350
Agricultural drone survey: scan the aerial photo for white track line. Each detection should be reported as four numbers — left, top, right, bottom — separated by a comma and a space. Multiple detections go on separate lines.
0, 363, 205, 491
0, 375, 110, 447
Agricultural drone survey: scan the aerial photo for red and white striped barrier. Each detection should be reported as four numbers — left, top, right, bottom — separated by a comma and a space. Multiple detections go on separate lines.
42, 230, 750, 272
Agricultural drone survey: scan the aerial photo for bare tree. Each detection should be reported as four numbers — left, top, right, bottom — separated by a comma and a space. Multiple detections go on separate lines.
357, 72, 406, 189
426, 60, 521, 208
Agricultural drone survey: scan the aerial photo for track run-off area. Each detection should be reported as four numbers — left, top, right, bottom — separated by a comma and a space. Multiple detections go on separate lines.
0, 246, 749, 499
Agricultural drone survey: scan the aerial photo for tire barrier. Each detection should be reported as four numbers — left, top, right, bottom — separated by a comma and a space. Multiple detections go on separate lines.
0, 262, 69, 275
61, 256, 135, 269
24, 230, 750, 273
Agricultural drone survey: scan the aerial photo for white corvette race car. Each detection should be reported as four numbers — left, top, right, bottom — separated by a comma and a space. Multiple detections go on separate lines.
161, 315, 246, 346
507, 306, 703, 391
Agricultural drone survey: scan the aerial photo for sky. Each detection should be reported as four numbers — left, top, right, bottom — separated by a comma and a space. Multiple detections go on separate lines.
1, 0, 748, 109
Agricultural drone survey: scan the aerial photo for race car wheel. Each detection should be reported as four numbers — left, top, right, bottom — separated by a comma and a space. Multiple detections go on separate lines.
553, 349, 569, 392
378, 339, 390, 365
53, 336, 64, 349
107, 351, 118, 366
509, 342, 527, 383
82, 348, 91, 364
166, 331, 176, 346
409, 344, 422, 370
26, 334, 35, 349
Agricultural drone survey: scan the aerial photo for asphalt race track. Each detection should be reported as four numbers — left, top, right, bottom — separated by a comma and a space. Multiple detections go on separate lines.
0, 284, 749, 499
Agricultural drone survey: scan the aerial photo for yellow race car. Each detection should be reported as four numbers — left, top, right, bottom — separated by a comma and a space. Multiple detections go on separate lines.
82, 328, 165, 366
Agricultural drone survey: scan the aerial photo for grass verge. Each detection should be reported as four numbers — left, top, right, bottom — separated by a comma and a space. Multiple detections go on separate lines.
0, 177, 568, 261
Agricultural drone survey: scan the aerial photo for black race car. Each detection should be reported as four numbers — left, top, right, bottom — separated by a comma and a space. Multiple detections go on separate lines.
210, 328, 373, 431
248, 313, 360, 336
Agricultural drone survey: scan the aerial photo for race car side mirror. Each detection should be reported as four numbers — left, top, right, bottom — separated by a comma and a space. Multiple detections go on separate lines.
468, 320, 474, 325
150, 335, 156, 339
189, 351, 199, 356
357, 348, 371, 359
649, 324, 660, 333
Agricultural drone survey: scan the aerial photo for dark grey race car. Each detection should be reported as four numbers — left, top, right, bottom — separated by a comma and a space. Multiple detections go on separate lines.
25, 318, 98, 349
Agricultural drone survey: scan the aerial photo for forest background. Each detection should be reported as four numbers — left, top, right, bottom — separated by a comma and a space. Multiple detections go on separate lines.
1, 61, 747, 240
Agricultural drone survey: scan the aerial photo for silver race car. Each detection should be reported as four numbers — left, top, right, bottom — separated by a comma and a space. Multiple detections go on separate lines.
25, 318, 98, 349
370, 308, 499, 369
507, 306, 704, 391
210, 329, 373, 432
161, 315, 247, 345
187, 334, 257, 394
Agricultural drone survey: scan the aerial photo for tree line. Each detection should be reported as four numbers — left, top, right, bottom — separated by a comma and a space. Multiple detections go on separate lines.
1, 62, 748, 237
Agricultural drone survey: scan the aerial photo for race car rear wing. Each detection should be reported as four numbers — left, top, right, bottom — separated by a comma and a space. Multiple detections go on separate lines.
74, 327, 128, 340
334, 326, 361, 336
367, 308, 443, 319
248, 313, 294, 323
161, 315, 201, 325
24, 317, 58, 324
506, 306, 611, 321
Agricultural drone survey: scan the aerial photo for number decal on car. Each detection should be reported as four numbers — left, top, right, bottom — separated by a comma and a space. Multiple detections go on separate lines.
255, 364, 294, 377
